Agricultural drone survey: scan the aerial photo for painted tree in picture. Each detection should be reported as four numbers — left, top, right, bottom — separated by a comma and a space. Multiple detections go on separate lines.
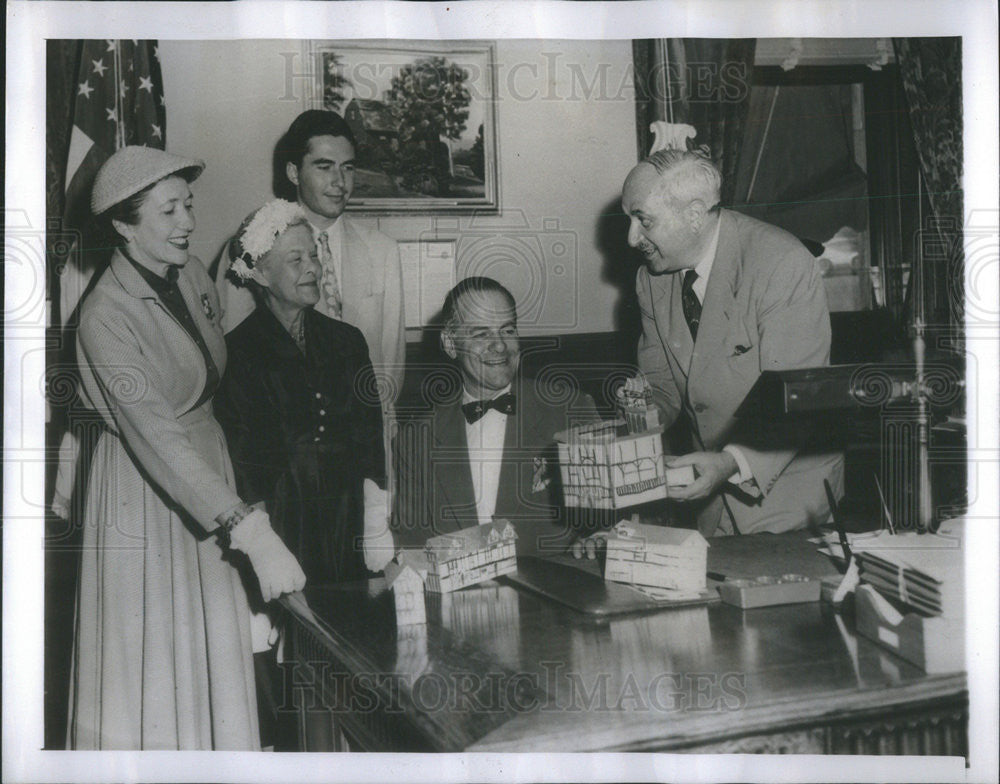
453, 123, 486, 183
386, 56, 472, 194
469, 123, 485, 180
322, 51, 351, 112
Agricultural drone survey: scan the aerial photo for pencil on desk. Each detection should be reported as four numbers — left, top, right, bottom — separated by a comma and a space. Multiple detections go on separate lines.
824, 479, 851, 562
873, 473, 896, 535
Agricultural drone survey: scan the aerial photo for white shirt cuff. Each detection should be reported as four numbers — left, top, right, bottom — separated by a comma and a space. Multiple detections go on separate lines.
363, 478, 388, 508
722, 445, 754, 486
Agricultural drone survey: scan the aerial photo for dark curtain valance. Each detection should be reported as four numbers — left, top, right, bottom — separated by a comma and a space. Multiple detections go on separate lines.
632, 38, 756, 207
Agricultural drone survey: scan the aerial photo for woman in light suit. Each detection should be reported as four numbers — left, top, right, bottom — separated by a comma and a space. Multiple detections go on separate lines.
68, 146, 305, 750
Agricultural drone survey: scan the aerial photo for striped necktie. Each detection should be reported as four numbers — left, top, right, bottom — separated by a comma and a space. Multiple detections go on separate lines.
317, 229, 343, 319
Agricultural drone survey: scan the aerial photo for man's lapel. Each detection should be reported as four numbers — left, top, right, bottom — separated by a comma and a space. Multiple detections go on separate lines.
495, 381, 545, 514
433, 398, 477, 524
338, 218, 373, 320
689, 212, 738, 387
644, 268, 694, 382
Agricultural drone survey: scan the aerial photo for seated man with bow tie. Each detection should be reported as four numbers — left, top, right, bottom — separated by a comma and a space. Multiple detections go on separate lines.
392, 277, 603, 556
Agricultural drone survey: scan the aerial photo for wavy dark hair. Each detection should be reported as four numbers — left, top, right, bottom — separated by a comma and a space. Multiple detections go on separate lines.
272, 110, 357, 201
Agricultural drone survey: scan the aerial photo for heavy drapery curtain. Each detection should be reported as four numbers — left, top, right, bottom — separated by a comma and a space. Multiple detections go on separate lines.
892, 37, 964, 330
632, 38, 756, 207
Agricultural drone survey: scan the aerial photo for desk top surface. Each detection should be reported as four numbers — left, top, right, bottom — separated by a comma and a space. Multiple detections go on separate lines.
287, 532, 966, 752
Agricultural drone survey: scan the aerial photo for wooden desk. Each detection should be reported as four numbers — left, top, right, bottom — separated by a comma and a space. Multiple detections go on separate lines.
282, 533, 967, 754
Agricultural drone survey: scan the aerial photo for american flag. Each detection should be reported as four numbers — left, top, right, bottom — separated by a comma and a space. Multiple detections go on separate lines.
60, 39, 166, 324
48, 39, 167, 516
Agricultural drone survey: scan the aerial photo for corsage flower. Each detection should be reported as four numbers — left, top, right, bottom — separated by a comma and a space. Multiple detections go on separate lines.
228, 199, 306, 283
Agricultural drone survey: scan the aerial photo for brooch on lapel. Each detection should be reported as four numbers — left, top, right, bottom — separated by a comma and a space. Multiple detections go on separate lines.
532, 456, 552, 493
200, 293, 216, 323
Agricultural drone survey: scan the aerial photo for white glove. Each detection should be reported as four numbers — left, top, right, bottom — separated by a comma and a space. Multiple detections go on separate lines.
228, 509, 306, 601
51, 430, 80, 521
363, 478, 395, 573
51, 490, 71, 522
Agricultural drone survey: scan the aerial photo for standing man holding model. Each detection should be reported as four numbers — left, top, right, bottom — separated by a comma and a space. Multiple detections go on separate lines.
621, 148, 843, 536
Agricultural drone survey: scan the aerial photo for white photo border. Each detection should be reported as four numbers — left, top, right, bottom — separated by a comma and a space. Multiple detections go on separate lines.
5, 1, 997, 783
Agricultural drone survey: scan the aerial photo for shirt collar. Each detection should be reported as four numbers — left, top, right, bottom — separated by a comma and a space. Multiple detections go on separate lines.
123, 249, 178, 296
309, 216, 344, 243
462, 383, 512, 405
690, 214, 722, 299
254, 302, 308, 358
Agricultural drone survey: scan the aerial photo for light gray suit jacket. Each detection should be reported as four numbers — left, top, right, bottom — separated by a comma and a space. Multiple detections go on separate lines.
637, 209, 844, 535
77, 251, 241, 531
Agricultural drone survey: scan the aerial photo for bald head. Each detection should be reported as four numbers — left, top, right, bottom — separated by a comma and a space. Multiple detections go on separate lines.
641, 149, 721, 208
621, 151, 722, 274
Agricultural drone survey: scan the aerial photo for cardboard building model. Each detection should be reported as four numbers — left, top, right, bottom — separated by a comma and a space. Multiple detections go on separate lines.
556, 375, 693, 511
557, 419, 694, 510
604, 520, 708, 594
423, 519, 518, 593
616, 375, 662, 433
385, 560, 427, 626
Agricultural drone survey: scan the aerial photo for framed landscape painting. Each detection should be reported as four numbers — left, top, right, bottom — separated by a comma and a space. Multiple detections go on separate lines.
307, 40, 499, 213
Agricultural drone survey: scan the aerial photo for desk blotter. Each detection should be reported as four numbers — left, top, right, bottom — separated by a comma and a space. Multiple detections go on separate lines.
502, 554, 719, 617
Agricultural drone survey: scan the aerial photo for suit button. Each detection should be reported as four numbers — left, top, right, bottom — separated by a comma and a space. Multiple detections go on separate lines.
694, 403, 707, 413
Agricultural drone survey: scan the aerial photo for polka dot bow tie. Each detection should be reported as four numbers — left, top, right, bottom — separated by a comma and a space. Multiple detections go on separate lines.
462, 393, 516, 424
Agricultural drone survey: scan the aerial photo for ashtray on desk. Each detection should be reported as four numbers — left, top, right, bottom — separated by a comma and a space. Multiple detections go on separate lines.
717, 574, 821, 608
